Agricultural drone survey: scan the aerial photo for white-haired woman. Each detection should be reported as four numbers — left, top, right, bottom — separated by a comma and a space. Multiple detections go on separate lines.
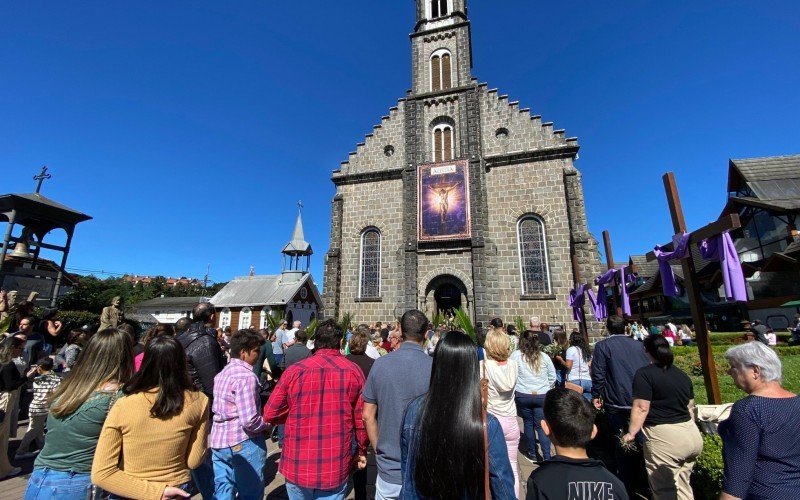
719, 342, 800, 500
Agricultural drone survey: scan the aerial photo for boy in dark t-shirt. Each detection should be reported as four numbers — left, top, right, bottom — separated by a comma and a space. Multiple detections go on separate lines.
526, 389, 628, 500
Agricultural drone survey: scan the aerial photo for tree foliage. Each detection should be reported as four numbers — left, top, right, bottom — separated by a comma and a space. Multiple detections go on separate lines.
57, 275, 227, 314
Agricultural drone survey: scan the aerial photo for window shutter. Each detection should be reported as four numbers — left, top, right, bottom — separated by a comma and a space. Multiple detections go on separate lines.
441, 54, 452, 89
443, 127, 453, 161
431, 56, 441, 92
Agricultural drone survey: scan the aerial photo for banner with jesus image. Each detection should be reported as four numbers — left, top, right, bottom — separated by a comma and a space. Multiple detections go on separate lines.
418, 160, 472, 241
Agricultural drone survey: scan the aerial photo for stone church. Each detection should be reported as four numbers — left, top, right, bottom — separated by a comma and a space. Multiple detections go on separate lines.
323, 0, 601, 328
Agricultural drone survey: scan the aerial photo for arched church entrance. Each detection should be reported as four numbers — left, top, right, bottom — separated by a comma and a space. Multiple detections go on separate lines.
423, 275, 470, 319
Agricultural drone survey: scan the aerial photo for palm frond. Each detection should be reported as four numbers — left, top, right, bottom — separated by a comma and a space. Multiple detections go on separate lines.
305, 318, 320, 339
453, 307, 477, 344
264, 309, 284, 331
338, 312, 354, 338
514, 316, 526, 334
0, 315, 10, 334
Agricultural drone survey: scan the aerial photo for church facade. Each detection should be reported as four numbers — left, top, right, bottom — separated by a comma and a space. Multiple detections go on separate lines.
323, 0, 601, 328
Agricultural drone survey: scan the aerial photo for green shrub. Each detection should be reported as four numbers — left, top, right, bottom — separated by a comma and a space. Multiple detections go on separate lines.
57, 310, 99, 332
691, 434, 724, 500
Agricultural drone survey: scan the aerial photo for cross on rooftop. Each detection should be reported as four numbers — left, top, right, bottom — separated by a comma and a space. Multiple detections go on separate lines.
33, 166, 52, 194
298, 200, 303, 212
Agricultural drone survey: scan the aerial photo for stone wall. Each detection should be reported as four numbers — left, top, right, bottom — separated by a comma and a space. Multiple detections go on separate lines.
334, 179, 405, 322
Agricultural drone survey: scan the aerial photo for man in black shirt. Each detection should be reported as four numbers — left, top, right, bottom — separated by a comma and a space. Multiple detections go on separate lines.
527, 389, 628, 500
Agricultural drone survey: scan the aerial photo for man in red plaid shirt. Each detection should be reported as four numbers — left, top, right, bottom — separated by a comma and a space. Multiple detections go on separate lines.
263, 319, 368, 499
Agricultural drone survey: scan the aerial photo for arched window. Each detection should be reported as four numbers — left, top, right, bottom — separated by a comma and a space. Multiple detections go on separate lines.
432, 123, 454, 162
517, 216, 551, 295
238, 307, 252, 330
260, 307, 270, 329
359, 228, 381, 298
430, 0, 449, 18
430, 49, 452, 92
220, 308, 231, 329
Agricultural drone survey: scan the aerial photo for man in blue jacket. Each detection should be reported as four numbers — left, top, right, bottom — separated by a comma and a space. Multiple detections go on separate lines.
591, 315, 649, 497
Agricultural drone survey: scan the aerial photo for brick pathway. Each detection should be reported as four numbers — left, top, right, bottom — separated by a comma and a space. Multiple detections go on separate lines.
0, 418, 537, 499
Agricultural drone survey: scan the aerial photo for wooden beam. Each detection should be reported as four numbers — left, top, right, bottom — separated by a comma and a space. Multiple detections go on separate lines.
602, 230, 622, 316
661, 172, 722, 404
645, 213, 741, 261
571, 253, 590, 346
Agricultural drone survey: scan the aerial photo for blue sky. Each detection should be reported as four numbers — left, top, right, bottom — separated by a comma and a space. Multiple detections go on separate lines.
2, 1, 799, 286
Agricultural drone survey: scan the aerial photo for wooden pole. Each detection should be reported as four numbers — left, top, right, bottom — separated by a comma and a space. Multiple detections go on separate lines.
571, 253, 590, 347
602, 230, 623, 316
662, 172, 722, 404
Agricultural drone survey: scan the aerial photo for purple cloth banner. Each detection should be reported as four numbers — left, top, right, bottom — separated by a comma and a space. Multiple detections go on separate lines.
654, 232, 691, 297
592, 266, 634, 320
699, 232, 748, 301
569, 284, 601, 324
654, 231, 747, 302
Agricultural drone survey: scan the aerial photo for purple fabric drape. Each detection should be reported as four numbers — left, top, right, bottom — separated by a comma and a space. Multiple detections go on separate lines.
569, 284, 600, 324
655, 231, 747, 302
699, 232, 748, 301
654, 232, 691, 297
592, 266, 634, 320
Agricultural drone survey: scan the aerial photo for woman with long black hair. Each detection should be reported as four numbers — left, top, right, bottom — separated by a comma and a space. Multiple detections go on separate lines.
565, 331, 592, 402
400, 330, 515, 499
91, 335, 209, 500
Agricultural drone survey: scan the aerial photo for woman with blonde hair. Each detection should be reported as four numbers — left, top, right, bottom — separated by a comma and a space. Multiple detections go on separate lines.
484, 329, 520, 496
24, 328, 134, 500
92, 336, 208, 499
511, 330, 556, 463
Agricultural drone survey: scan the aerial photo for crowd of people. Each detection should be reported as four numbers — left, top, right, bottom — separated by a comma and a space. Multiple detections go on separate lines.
0, 299, 798, 499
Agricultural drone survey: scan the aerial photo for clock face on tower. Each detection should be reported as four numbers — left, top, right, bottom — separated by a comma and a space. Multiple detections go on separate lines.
300, 288, 308, 300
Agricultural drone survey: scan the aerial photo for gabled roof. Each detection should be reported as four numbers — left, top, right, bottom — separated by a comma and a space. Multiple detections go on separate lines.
209, 274, 321, 308
727, 155, 800, 195
0, 193, 92, 229
629, 255, 660, 279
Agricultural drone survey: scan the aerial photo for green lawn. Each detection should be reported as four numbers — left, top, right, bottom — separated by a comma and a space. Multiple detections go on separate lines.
673, 341, 800, 404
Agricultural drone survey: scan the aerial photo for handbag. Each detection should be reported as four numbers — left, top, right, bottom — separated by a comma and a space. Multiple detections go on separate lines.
480, 365, 490, 500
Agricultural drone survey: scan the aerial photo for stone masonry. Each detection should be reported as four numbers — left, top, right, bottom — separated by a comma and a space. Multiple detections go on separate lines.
324, 0, 602, 330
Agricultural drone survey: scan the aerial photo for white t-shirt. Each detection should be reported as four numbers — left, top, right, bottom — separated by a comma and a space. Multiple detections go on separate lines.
286, 328, 298, 343
566, 346, 591, 381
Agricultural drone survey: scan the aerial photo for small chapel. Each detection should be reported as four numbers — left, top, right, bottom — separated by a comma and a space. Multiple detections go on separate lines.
323, 0, 602, 328
211, 208, 323, 330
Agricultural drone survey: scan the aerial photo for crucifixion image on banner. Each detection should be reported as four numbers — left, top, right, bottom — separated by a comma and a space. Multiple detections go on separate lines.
418, 160, 472, 241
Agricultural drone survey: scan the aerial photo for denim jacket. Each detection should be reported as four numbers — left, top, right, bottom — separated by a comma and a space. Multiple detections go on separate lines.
400, 395, 515, 499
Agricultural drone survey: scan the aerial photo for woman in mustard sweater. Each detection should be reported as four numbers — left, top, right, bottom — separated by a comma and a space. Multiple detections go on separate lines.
91, 335, 210, 500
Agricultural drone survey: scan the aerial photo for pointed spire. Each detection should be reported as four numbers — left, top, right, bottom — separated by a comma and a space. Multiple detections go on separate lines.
282, 200, 313, 256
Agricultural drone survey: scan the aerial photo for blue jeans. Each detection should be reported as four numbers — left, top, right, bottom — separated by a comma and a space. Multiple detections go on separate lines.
212, 436, 267, 500
274, 353, 284, 365
568, 378, 593, 402
24, 468, 92, 500
191, 451, 215, 499
285, 481, 347, 500
514, 392, 551, 460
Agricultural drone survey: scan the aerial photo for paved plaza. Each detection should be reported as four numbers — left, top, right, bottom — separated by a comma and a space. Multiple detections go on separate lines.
0, 418, 538, 499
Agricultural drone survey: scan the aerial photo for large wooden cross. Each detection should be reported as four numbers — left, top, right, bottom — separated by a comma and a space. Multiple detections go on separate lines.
646, 172, 741, 404
602, 230, 623, 316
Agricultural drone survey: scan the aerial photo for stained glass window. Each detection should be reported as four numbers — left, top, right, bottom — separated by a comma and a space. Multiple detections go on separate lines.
360, 229, 381, 298
518, 216, 551, 295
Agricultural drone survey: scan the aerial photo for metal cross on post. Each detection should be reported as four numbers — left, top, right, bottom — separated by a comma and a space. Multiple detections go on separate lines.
602, 230, 623, 316
297, 200, 303, 213
646, 172, 742, 404
33, 166, 52, 194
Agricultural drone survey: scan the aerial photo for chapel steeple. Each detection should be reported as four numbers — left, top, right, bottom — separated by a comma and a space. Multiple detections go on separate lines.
415, 0, 468, 30
281, 201, 312, 280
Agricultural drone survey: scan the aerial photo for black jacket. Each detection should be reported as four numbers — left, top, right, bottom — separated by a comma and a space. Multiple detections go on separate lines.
176, 322, 225, 403
526, 456, 628, 500
590, 334, 649, 410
